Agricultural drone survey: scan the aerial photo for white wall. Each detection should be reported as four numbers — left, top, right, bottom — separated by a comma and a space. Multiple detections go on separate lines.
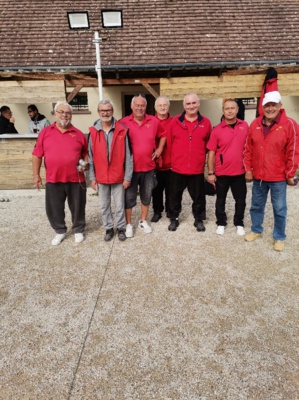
5, 89, 299, 134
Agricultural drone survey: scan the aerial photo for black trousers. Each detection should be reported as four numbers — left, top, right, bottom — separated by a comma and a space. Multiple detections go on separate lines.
215, 174, 247, 227
152, 169, 172, 214
46, 182, 86, 234
168, 171, 206, 221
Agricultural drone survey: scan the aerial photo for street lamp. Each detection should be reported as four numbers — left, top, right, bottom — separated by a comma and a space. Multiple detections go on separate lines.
67, 10, 123, 101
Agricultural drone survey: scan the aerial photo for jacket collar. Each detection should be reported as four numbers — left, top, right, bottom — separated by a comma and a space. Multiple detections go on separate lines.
94, 117, 116, 132
178, 111, 203, 124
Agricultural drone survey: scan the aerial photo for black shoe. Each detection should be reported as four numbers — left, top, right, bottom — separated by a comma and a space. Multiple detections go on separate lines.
151, 212, 162, 223
168, 219, 179, 231
117, 228, 126, 241
104, 228, 114, 242
194, 220, 206, 232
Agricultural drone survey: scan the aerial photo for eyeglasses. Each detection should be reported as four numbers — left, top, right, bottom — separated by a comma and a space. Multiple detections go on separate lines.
98, 109, 113, 113
56, 110, 72, 116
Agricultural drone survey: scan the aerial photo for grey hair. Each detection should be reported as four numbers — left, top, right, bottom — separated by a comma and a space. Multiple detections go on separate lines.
54, 101, 73, 113
98, 99, 114, 111
183, 93, 200, 105
155, 95, 170, 107
131, 95, 147, 107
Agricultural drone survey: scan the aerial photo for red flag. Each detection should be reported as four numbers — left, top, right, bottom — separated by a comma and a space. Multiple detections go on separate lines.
257, 67, 278, 117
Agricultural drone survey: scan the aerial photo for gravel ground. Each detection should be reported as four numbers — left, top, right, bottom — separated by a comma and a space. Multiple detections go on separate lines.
0, 185, 299, 399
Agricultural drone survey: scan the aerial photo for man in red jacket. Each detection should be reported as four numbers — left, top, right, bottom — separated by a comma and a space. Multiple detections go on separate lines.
168, 93, 212, 232
151, 95, 172, 222
89, 99, 133, 242
244, 91, 299, 251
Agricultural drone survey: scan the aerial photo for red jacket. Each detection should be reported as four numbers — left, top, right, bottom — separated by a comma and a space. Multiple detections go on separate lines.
155, 113, 172, 171
169, 112, 212, 175
89, 122, 128, 184
243, 109, 299, 181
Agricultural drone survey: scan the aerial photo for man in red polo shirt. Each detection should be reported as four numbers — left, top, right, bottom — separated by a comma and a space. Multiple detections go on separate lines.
32, 102, 88, 246
207, 98, 249, 236
151, 95, 172, 223
120, 95, 166, 237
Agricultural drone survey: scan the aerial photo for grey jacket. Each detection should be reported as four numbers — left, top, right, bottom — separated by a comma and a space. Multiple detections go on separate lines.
28, 114, 51, 134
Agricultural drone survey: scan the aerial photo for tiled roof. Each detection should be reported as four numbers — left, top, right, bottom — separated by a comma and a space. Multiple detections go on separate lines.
0, 0, 299, 71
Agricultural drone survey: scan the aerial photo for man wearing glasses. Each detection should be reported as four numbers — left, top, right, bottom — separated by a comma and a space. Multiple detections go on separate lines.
88, 100, 133, 242
0, 106, 18, 134
120, 95, 166, 237
32, 101, 88, 246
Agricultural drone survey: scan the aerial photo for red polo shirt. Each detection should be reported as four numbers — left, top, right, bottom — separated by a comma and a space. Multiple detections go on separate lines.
121, 114, 166, 172
207, 119, 249, 176
32, 123, 88, 183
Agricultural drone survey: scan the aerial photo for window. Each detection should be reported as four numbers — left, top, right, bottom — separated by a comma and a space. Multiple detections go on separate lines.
241, 98, 257, 109
69, 92, 89, 111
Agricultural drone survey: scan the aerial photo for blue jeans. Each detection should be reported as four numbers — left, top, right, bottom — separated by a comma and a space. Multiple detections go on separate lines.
250, 180, 287, 240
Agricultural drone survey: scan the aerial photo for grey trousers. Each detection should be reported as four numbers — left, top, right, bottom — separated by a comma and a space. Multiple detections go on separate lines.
98, 183, 126, 230
46, 182, 86, 234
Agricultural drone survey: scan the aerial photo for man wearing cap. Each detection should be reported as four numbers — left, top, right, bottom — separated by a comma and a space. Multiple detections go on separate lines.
243, 91, 299, 251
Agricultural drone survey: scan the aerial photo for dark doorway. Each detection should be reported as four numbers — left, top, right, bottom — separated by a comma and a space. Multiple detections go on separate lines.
123, 94, 155, 117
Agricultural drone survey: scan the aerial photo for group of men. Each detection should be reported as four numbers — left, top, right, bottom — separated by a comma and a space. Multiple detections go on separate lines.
0, 104, 50, 135
32, 91, 299, 252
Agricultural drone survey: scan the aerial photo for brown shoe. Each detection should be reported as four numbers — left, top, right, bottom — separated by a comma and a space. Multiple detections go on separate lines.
274, 240, 285, 252
244, 232, 262, 242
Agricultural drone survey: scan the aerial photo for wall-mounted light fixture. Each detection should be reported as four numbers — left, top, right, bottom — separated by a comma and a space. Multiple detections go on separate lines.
67, 11, 90, 29
101, 10, 123, 28
67, 10, 123, 100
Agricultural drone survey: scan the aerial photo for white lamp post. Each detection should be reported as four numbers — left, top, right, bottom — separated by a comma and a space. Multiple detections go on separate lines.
93, 31, 103, 100
67, 10, 123, 101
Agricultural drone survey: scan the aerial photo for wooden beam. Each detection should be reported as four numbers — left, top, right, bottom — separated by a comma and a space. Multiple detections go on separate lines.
66, 85, 83, 103
160, 73, 299, 100
141, 83, 159, 98
0, 80, 66, 103
102, 78, 160, 86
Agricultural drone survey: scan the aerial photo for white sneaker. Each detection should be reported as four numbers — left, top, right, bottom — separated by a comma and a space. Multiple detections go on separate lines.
236, 226, 246, 236
74, 233, 84, 243
51, 233, 65, 246
138, 220, 152, 234
216, 225, 225, 235
125, 224, 134, 238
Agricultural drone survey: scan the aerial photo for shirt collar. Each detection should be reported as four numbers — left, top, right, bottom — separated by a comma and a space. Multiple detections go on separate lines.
262, 111, 281, 126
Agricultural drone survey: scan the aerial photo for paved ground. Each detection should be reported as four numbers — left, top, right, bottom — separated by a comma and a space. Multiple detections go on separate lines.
0, 186, 299, 399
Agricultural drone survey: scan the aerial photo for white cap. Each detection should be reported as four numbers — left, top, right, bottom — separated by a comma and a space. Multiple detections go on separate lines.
262, 91, 281, 106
